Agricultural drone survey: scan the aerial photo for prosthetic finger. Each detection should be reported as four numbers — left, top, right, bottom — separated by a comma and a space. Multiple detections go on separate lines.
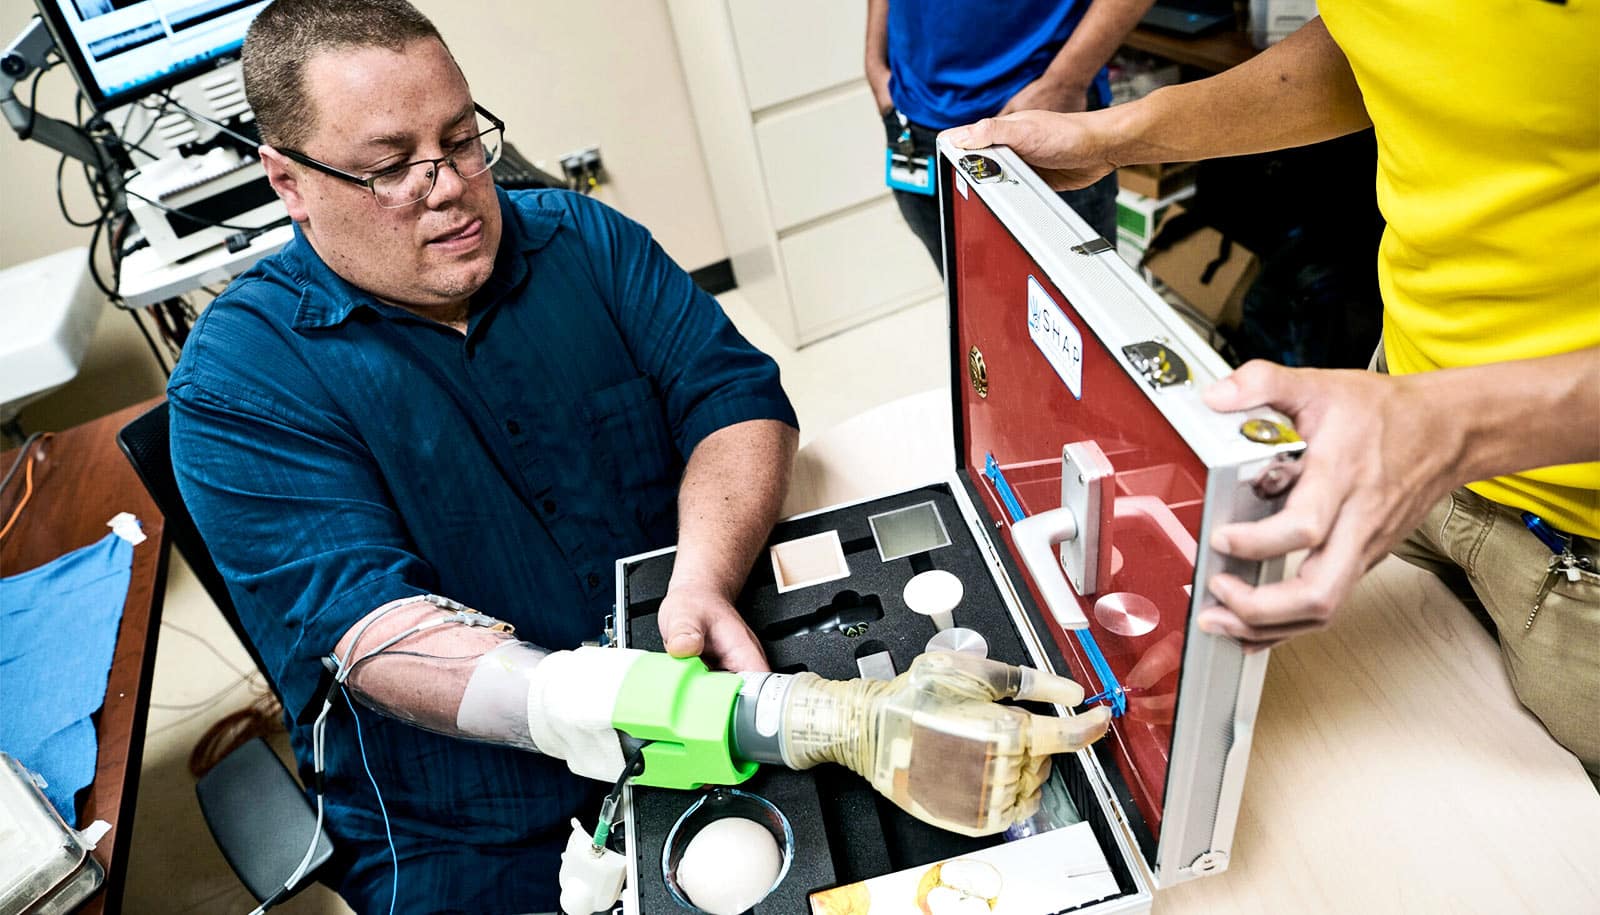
1011, 785, 1044, 825
914, 652, 1090, 709
1027, 705, 1112, 756
912, 651, 1026, 701
1017, 753, 1052, 800
1016, 666, 1088, 706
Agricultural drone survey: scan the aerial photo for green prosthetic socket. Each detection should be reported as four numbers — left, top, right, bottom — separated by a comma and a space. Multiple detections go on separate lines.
612, 654, 757, 789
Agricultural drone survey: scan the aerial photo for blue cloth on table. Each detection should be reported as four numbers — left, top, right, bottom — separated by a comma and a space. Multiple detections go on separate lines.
0, 531, 133, 824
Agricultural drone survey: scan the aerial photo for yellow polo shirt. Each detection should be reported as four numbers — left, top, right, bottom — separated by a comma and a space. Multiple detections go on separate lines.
1320, 1, 1600, 537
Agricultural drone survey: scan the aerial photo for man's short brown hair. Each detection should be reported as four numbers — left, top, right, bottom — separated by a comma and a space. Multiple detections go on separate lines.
242, 0, 447, 149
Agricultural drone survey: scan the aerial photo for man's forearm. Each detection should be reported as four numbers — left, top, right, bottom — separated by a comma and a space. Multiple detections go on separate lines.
865, 0, 892, 110
1041, 0, 1158, 96
865, 0, 889, 72
331, 598, 539, 746
670, 419, 798, 601
1438, 347, 1600, 485
1102, 17, 1370, 166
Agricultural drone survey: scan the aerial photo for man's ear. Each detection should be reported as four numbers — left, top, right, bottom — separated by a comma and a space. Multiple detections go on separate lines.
258, 144, 310, 223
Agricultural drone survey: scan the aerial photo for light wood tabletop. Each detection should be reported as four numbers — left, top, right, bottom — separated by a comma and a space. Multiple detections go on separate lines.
785, 389, 1600, 915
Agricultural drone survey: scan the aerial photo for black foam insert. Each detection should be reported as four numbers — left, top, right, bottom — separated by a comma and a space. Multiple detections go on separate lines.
621, 483, 1138, 912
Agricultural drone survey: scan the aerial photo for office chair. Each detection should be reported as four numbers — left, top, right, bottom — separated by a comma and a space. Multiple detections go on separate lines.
117, 401, 333, 905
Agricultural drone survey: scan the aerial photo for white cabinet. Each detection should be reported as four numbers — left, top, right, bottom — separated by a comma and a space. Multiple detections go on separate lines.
667, 0, 940, 347
726, 0, 865, 109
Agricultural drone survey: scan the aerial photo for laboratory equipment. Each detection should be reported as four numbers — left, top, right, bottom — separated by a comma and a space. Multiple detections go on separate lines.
5, 2, 283, 269
30, 0, 269, 114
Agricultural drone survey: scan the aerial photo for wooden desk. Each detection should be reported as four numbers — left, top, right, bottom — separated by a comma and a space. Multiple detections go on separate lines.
1123, 25, 1257, 74
786, 390, 1600, 913
1, 399, 168, 915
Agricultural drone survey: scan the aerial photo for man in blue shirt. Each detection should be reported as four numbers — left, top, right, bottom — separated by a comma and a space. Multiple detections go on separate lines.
172, 2, 1112, 910
168, 0, 799, 909
866, 0, 1156, 261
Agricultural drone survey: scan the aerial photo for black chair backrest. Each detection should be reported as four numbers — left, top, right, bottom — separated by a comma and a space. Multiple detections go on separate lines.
117, 402, 277, 693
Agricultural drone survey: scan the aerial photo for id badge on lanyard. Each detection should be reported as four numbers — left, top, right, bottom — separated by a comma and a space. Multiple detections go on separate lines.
885, 113, 936, 196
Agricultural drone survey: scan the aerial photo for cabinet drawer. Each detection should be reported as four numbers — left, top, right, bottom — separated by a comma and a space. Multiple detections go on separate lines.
755, 85, 885, 231
728, 0, 865, 110
780, 196, 940, 342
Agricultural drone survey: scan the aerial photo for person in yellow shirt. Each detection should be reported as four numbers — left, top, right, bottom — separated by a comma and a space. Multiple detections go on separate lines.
951, 7, 1599, 784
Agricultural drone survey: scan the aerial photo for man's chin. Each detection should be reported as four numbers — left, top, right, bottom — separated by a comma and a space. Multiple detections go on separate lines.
425, 257, 495, 301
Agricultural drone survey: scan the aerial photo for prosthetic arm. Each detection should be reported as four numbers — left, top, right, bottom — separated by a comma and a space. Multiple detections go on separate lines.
337, 595, 1111, 837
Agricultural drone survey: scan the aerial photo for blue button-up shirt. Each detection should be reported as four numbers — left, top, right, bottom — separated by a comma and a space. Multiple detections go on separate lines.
168, 188, 795, 907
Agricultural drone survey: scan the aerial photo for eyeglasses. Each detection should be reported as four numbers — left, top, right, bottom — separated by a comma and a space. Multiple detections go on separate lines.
276, 103, 505, 208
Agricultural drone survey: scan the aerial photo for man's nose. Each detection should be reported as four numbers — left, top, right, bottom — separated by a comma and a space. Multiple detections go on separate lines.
426, 159, 470, 206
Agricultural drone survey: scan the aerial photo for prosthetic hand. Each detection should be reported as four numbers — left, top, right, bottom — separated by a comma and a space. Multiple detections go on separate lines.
532, 647, 1111, 839
741, 652, 1112, 836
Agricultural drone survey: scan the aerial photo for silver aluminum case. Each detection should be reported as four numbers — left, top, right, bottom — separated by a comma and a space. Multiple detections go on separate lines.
935, 136, 1302, 888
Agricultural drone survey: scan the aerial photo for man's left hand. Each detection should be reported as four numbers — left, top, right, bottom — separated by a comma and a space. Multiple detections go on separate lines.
998, 75, 1089, 117
658, 583, 770, 673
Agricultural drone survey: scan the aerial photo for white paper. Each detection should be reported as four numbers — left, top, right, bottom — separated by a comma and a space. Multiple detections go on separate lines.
809, 820, 1119, 914
105, 512, 147, 545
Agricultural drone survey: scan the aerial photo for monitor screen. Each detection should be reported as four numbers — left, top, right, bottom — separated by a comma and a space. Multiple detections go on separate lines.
34, 0, 270, 112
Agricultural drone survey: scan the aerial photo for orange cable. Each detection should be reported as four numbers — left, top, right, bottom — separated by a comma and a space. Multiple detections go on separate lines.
0, 433, 52, 542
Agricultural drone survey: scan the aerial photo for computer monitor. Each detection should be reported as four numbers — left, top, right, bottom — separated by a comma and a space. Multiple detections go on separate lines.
33, 0, 270, 113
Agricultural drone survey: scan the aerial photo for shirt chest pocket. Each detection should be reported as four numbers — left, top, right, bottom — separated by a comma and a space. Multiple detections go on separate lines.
582, 375, 683, 520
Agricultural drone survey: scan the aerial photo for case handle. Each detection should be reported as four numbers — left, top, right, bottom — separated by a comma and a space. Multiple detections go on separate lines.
1010, 507, 1089, 629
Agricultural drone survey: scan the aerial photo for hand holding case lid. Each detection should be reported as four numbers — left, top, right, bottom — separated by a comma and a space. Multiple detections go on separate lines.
614, 140, 1304, 912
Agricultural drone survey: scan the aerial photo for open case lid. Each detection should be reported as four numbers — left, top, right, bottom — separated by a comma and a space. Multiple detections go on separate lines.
935, 139, 1305, 886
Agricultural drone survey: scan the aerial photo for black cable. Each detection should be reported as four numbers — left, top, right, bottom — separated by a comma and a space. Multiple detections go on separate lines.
0, 433, 46, 498
18, 58, 54, 141
122, 94, 174, 161
83, 208, 116, 299
124, 307, 171, 378
110, 212, 129, 294
123, 187, 261, 231
152, 297, 188, 358
54, 155, 103, 227
158, 89, 261, 149
605, 741, 649, 813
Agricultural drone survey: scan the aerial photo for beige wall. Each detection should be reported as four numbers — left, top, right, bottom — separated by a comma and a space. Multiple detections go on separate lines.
0, 0, 724, 432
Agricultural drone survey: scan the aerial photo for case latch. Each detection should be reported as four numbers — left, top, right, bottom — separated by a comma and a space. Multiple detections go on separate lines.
1122, 339, 1191, 389
958, 153, 1004, 184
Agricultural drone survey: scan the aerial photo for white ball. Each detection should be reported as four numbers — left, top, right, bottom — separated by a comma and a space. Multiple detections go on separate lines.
675, 816, 784, 915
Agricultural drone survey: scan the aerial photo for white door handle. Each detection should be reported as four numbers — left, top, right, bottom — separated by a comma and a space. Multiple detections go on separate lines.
1011, 506, 1088, 629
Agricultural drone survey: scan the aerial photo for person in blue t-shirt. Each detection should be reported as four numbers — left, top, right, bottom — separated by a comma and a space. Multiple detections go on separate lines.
170, 1, 1110, 910
866, 0, 1156, 262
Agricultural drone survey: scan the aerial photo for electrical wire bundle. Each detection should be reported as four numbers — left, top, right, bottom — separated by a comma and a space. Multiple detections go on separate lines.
22, 55, 268, 378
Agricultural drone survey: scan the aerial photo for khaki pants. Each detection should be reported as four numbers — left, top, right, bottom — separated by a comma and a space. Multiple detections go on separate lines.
1393, 488, 1600, 787
1372, 343, 1600, 787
